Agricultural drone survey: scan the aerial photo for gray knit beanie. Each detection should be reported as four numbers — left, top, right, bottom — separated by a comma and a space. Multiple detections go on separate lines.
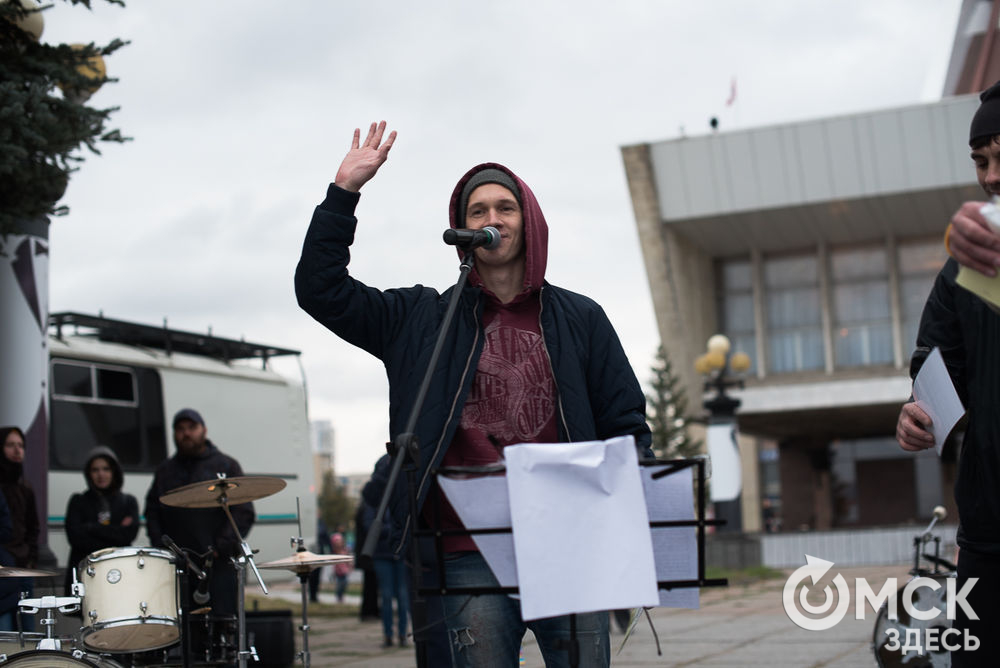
457, 168, 521, 228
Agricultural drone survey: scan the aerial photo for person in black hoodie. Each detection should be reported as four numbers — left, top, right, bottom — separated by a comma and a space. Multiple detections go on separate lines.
296, 123, 651, 668
64, 446, 140, 594
896, 80, 1000, 667
0, 426, 38, 631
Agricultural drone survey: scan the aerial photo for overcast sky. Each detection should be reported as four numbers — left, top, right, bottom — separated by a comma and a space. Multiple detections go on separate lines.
42, 0, 961, 476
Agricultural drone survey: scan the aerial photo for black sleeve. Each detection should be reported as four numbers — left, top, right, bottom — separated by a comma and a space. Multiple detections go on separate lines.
910, 260, 967, 405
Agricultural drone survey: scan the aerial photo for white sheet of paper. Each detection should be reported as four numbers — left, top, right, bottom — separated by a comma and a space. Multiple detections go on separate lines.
707, 422, 741, 501
912, 346, 966, 456
437, 474, 517, 588
642, 465, 699, 609
504, 436, 659, 621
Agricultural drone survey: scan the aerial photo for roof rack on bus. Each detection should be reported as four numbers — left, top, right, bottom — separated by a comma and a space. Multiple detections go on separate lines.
48, 311, 300, 368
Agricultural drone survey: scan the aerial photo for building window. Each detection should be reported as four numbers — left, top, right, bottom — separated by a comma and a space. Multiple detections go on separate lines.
830, 245, 892, 368
764, 253, 823, 373
898, 237, 949, 353
717, 258, 756, 374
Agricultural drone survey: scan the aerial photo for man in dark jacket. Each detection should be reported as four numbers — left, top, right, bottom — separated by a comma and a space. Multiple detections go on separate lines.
144, 408, 254, 619
295, 122, 651, 667
896, 81, 1000, 667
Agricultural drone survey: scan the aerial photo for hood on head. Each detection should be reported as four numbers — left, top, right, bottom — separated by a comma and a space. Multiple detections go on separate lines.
448, 162, 548, 293
83, 446, 124, 492
0, 426, 25, 484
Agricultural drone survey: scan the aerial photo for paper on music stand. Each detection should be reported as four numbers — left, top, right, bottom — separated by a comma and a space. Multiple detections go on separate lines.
643, 464, 699, 609
437, 474, 517, 588
912, 346, 965, 456
505, 436, 659, 621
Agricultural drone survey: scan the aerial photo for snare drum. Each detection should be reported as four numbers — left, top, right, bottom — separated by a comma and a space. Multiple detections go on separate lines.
872, 573, 953, 667
0, 649, 125, 666
80, 547, 179, 653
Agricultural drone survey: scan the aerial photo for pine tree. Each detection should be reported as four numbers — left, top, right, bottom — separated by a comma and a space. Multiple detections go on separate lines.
1, 0, 129, 234
317, 470, 357, 533
647, 344, 702, 459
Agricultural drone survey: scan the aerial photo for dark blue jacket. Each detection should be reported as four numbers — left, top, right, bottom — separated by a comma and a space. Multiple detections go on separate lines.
295, 164, 651, 554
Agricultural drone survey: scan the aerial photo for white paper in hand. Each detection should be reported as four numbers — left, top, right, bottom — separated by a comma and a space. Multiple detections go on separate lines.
912, 347, 965, 455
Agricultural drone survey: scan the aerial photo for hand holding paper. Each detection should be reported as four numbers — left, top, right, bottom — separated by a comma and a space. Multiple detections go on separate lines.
911, 347, 965, 456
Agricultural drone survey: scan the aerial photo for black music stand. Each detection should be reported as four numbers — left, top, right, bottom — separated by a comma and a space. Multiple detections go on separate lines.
413, 456, 728, 667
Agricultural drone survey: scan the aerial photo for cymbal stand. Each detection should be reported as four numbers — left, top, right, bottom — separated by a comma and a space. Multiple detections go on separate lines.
219, 491, 265, 668
290, 498, 312, 667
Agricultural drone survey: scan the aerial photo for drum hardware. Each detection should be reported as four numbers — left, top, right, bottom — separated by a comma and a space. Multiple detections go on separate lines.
872, 505, 955, 668
0, 649, 126, 666
0, 631, 77, 661
160, 473, 284, 668
257, 498, 353, 667
15, 596, 80, 652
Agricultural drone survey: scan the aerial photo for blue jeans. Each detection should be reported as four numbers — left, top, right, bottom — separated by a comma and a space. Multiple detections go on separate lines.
373, 557, 410, 640
441, 552, 609, 668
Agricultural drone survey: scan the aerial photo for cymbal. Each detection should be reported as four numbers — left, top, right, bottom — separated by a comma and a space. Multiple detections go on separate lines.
0, 567, 58, 578
160, 476, 286, 508
258, 550, 353, 574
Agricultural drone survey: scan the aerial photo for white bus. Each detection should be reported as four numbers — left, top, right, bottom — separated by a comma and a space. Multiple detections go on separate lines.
45, 312, 315, 580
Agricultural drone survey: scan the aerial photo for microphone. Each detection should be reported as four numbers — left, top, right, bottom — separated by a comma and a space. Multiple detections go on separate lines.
443, 226, 501, 250
192, 552, 213, 605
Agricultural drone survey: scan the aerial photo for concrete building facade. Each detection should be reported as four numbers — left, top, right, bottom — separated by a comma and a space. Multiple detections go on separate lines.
622, 95, 980, 534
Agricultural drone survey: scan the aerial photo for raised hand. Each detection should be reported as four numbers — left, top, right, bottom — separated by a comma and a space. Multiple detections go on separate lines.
334, 121, 397, 193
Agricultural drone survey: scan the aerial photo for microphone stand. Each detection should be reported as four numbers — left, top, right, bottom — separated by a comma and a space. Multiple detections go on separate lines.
361, 247, 478, 668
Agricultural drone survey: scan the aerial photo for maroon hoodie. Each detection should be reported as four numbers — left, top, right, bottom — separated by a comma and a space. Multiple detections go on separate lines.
434, 163, 560, 552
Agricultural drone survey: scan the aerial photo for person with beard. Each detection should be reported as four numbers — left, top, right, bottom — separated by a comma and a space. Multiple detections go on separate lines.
896, 79, 1000, 667
64, 447, 140, 595
144, 408, 254, 619
295, 122, 651, 667
0, 426, 39, 631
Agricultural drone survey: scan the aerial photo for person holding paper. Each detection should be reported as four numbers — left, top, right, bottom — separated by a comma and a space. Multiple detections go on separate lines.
295, 121, 652, 667
896, 81, 1000, 668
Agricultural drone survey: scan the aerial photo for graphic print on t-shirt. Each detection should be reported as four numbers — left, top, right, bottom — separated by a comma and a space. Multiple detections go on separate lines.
460, 319, 556, 443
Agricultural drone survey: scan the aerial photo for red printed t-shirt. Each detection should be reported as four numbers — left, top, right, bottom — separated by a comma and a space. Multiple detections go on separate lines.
431, 292, 559, 553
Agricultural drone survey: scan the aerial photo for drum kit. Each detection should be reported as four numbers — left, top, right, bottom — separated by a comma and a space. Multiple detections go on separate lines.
0, 474, 352, 668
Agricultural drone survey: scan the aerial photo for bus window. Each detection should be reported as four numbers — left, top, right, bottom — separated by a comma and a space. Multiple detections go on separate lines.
49, 361, 167, 472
